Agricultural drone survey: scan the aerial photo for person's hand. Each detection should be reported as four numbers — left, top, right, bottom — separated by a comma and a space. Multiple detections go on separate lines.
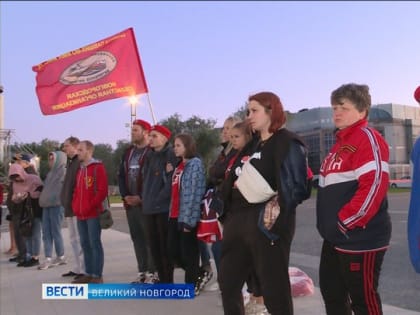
166, 162, 174, 173
124, 195, 142, 206
12, 192, 28, 202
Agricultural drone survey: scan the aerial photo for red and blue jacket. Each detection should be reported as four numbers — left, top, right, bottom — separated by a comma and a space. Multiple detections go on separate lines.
316, 119, 392, 252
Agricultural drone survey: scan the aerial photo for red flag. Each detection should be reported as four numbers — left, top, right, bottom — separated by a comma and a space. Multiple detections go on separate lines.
32, 28, 148, 115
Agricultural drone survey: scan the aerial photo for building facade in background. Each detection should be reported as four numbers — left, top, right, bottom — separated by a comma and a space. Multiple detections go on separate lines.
287, 103, 420, 180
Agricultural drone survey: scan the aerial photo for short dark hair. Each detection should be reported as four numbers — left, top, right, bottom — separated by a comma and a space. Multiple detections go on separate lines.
174, 133, 197, 159
331, 83, 371, 117
248, 91, 286, 133
65, 136, 80, 146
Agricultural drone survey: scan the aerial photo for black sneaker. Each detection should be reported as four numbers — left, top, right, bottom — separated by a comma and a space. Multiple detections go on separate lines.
73, 274, 86, 280
17, 260, 27, 267
9, 256, 19, 262
197, 269, 213, 290
194, 282, 201, 296
24, 258, 40, 267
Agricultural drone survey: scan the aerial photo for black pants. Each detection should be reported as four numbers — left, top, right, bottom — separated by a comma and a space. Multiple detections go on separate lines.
167, 218, 200, 284
125, 206, 154, 273
12, 207, 27, 260
246, 269, 262, 297
143, 213, 174, 283
219, 208, 295, 315
319, 240, 386, 315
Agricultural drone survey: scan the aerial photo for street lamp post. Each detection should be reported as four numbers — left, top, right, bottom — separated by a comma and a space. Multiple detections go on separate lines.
129, 96, 138, 126
128, 96, 139, 142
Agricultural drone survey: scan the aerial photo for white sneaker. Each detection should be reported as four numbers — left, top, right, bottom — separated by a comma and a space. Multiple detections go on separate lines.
38, 258, 53, 270
243, 291, 251, 306
51, 256, 67, 266
245, 300, 269, 315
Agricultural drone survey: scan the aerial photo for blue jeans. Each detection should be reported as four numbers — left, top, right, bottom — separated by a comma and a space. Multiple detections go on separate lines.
211, 240, 222, 273
42, 206, 65, 258
199, 240, 222, 273
199, 240, 211, 267
77, 218, 104, 278
26, 217, 42, 259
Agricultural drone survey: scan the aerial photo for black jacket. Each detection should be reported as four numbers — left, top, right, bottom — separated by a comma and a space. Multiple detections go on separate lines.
142, 143, 177, 215
221, 128, 310, 232
208, 142, 238, 189
60, 155, 80, 217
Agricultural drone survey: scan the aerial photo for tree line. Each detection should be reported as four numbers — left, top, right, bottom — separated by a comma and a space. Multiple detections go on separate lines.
0, 113, 236, 185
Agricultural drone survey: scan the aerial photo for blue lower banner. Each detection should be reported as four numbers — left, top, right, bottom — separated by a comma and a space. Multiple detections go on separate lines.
42, 283, 195, 300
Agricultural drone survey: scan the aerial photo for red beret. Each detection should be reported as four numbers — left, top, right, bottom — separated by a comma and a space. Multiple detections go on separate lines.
152, 125, 172, 140
414, 86, 420, 104
133, 119, 151, 132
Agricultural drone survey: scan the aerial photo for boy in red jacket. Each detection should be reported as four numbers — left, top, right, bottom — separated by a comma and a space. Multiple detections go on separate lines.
71, 140, 108, 284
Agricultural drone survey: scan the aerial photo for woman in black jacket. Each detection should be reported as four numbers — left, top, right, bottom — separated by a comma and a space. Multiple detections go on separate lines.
219, 92, 309, 315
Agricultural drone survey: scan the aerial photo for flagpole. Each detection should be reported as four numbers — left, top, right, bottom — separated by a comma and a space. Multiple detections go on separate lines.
146, 94, 158, 125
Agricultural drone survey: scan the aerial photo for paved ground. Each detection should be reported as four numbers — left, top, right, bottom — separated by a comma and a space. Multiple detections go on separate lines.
0, 214, 419, 314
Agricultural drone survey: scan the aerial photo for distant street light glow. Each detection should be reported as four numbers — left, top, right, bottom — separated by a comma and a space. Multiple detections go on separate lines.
129, 96, 138, 127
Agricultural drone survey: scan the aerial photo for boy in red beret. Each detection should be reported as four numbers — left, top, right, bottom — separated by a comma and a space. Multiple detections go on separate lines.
142, 124, 177, 283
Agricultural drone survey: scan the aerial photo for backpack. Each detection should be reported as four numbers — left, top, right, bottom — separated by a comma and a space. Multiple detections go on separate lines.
257, 138, 312, 242
281, 138, 312, 208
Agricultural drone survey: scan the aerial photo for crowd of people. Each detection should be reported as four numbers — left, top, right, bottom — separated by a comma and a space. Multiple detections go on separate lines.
1, 83, 404, 315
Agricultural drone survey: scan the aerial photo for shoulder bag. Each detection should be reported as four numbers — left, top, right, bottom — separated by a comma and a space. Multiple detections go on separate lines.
94, 165, 113, 229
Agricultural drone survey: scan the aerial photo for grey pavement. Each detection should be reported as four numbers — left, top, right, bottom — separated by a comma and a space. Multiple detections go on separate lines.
1, 224, 419, 315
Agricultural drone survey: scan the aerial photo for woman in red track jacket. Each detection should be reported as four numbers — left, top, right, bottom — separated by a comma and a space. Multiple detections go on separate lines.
316, 83, 391, 315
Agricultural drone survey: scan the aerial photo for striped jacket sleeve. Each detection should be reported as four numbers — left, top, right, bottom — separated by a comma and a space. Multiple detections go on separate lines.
338, 128, 389, 230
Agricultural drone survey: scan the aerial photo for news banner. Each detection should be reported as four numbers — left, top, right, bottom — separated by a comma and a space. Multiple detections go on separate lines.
42, 283, 195, 300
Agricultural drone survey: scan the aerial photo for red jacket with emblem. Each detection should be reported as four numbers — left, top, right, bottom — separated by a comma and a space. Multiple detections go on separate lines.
72, 160, 108, 220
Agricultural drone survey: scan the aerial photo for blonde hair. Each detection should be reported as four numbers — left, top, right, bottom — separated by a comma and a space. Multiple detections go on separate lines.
232, 121, 253, 143
224, 116, 242, 126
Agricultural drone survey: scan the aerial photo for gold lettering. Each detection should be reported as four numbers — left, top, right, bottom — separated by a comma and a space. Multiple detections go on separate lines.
52, 83, 133, 111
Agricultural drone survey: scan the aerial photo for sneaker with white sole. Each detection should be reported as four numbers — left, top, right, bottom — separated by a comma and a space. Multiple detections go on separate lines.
51, 256, 67, 266
244, 300, 269, 315
38, 258, 53, 270
197, 269, 213, 291
131, 272, 147, 284
194, 281, 201, 296
144, 272, 159, 284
